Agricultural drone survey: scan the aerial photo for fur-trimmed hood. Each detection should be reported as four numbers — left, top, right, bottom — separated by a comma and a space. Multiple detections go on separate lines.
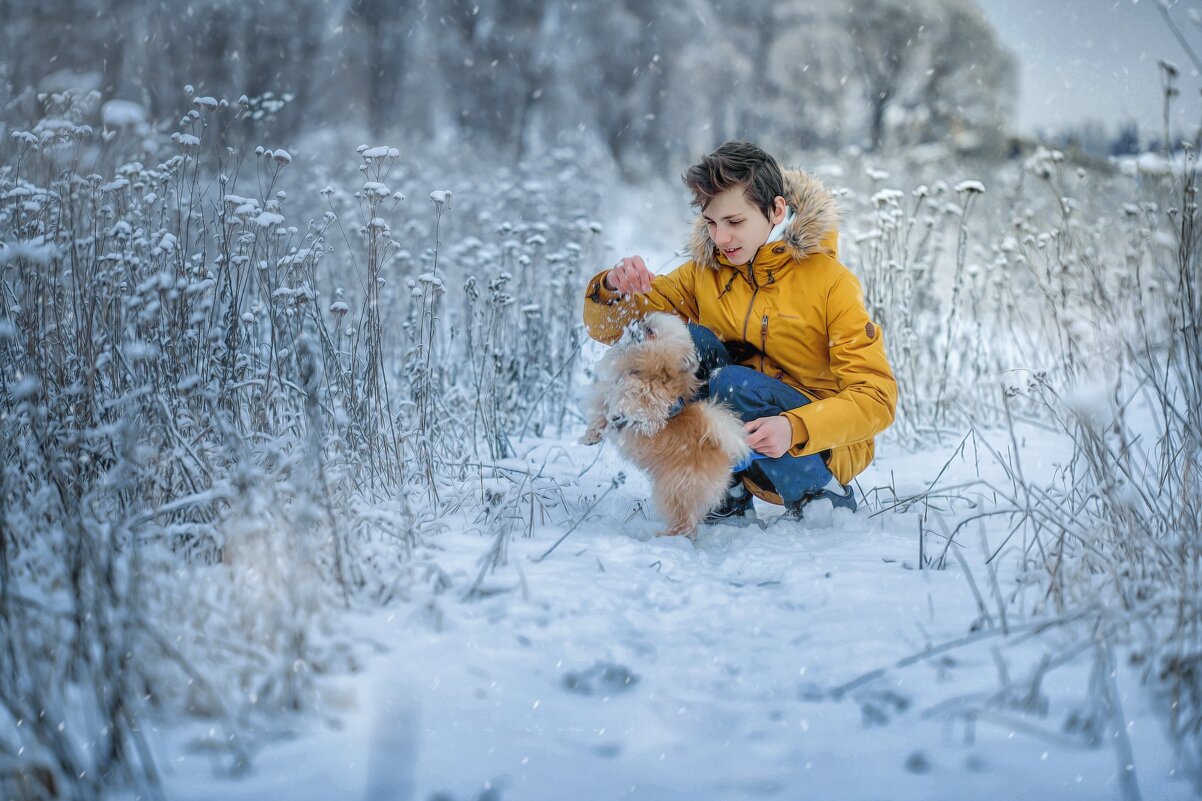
687, 169, 840, 271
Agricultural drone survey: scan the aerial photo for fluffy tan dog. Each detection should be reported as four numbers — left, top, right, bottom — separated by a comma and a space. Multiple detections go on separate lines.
581, 312, 750, 537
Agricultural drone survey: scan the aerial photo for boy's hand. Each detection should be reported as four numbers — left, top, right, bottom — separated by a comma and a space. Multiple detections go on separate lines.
744, 416, 792, 458
604, 256, 656, 295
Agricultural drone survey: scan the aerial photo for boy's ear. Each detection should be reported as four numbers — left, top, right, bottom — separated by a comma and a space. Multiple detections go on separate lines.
770, 195, 787, 225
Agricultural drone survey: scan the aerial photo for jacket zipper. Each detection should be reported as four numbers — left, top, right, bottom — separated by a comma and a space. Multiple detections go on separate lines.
760, 313, 769, 372
740, 255, 760, 345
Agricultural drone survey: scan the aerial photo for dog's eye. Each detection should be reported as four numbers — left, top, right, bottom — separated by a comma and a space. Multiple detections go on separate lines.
624, 369, 642, 378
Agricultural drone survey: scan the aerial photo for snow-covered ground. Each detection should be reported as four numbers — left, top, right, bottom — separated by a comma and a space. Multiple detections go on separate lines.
149, 426, 1195, 801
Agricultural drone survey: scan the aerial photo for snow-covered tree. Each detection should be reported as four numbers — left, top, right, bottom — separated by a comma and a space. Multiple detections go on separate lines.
0, 0, 1018, 161
844, 0, 928, 152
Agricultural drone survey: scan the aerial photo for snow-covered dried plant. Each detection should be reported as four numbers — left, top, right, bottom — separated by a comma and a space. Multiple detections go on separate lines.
920, 154, 1202, 772
0, 92, 420, 796
0, 83, 611, 800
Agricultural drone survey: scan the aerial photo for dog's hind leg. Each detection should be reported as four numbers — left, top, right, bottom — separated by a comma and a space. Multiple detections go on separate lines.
651, 471, 708, 539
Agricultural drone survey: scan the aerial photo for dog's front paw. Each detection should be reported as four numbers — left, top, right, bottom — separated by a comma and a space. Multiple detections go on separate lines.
580, 422, 605, 445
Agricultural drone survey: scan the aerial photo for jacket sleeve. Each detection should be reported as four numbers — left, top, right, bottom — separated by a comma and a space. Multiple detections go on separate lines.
582, 263, 701, 344
781, 270, 897, 456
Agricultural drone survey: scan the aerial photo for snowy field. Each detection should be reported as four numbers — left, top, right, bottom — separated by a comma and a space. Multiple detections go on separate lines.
3, 84, 1200, 801
147, 427, 1194, 801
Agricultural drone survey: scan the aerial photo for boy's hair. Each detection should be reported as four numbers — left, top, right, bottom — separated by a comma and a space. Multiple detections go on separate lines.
683, 141, 785, 219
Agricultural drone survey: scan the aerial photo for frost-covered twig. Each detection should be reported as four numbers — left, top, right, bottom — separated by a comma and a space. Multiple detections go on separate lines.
531, 474, 625, 563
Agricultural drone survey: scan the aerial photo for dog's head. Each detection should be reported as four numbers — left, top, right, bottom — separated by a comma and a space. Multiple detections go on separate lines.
602, 312, 700, 437
616, 312, 695, 352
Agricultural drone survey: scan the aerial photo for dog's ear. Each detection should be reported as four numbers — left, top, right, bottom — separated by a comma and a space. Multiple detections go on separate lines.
681, 348, 699, 374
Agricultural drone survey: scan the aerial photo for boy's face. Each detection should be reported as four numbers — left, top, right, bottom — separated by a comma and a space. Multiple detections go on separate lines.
702, 187, 786, 266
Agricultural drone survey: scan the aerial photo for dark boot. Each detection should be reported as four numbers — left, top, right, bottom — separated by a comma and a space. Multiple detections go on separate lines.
784, 483, 857, 520
704, 477, 756, 526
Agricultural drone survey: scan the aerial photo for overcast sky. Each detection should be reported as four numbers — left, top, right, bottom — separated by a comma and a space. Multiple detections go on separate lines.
975, 0, 1202, 137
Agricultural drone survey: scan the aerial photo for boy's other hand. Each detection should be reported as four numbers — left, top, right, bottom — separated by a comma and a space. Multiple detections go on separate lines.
744, 416, 792, 458
604, 256, 655, 295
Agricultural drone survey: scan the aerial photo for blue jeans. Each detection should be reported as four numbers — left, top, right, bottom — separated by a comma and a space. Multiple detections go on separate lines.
688, 323, 837, 505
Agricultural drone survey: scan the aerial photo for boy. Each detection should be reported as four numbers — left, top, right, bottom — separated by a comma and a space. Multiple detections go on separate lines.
582, 141, 897, 522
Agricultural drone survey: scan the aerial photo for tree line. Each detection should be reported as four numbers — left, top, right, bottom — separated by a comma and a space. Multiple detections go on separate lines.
1, 0, 1016, 168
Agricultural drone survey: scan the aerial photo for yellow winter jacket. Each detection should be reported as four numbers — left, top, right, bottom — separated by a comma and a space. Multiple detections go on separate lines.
582, 170, 897, 493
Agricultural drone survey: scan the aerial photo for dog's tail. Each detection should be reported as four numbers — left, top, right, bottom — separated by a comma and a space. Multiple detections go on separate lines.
697, 401, 752, 465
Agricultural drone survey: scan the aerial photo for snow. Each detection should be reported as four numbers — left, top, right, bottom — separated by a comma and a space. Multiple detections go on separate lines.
255, 212, 286, 227
13, 376, 40, 401
362, 181, 391, 200
30, 118, 76, 137
871, 188, 904, 207
36, 139, 1147, 783
101, 100, 148, 127
37, 68, 101, 94
1122, 152, 1202, 177
176, 374, 202, 392
151, 429, 1195, 801
100, 177, 130, 192
0, 238, 58, 265
361, 146, 399, 160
